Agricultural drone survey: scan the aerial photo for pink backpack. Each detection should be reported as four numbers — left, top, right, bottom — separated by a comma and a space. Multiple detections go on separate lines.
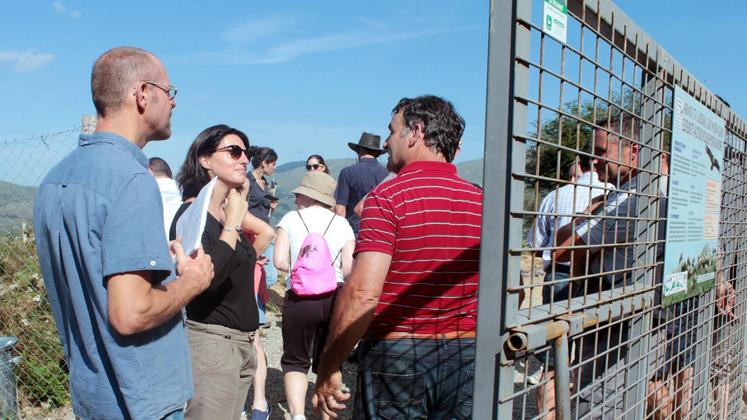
290, 211, 340, 296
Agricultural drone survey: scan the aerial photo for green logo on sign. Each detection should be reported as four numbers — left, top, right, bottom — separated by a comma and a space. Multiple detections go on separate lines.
546, 15, 552, 29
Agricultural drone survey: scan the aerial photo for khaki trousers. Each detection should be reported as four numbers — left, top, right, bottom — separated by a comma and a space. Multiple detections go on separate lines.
184, 320, 257, 420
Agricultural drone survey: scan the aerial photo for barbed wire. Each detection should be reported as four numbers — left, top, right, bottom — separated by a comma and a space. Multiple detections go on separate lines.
0, 127, 81, 148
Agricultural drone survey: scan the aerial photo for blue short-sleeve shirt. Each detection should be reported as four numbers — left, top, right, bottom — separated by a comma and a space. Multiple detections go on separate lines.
334, 157, 389, 234
33, 132, 192, 419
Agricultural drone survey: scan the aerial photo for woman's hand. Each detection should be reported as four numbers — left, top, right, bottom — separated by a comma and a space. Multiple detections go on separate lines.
225, 181, 249, 227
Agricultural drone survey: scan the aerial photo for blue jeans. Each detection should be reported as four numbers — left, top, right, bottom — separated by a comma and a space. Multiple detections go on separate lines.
542, 270, 571, 304
354, 337, 475, 419
256, 290, 266, 324
263, 243, 278, 287
83, 408, 184, 420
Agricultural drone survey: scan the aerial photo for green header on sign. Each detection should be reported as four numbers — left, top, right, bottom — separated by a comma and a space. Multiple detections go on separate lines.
546, 0, 567, 14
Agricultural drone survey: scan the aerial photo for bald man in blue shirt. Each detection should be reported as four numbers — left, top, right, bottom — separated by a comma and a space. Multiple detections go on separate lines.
34, 47, 213, 420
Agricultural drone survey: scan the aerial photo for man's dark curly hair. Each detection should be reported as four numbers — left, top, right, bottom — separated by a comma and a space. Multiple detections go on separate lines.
392, 95, 465, 162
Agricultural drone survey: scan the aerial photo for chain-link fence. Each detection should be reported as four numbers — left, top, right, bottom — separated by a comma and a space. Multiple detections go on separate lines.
475, 0, 747, 418
0, 128, 79, 417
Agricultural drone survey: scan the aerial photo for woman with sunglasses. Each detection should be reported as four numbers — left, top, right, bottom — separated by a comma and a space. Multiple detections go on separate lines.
172, 124, 273, 420
306, 154, 329, 174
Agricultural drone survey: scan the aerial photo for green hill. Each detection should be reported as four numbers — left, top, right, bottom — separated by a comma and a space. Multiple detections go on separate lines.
0, 181, 36, 235
269, 158, 483, 224
456, 159, 483, 186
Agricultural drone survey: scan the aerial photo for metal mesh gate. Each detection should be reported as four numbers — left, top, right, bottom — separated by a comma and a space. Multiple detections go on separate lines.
475, 0, 747, 418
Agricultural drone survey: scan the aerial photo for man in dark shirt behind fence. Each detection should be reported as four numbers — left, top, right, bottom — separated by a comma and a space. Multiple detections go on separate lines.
552, 111, 738, 419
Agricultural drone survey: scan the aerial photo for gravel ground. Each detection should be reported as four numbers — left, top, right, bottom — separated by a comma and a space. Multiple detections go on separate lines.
244, 282, 357, 420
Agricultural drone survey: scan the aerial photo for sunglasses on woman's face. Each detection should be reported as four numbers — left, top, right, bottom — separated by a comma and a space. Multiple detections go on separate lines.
215, 145, 249, 160
306, 163, 324, 171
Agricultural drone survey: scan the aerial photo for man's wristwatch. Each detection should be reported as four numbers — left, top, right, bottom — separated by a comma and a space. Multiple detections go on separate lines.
223, 224, 242, 232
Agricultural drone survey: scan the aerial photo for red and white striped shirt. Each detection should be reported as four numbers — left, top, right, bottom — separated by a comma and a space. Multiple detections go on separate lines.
356, 161, 482, 335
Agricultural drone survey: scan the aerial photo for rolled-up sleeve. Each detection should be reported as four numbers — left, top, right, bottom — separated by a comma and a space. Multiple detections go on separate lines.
102, 174, 173, 283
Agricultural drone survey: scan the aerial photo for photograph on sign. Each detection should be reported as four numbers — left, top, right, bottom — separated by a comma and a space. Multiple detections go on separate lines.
661, 86, 724, 307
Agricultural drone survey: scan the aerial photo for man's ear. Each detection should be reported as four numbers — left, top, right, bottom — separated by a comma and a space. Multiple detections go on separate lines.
132, 82, 150, 113
630, 141, 639, 159
408, 122, 424, 147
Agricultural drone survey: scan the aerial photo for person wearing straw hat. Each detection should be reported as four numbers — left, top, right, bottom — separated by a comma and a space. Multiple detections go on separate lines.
334, 132, 389, 236
274, 171, 355, 420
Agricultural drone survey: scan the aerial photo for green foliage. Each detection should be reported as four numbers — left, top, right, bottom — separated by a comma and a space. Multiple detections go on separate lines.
525, 101, 599, 181
522, 101, 601, 237
0, 233, 69, 408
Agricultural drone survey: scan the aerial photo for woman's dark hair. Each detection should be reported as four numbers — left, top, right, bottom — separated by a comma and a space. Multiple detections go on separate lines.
306, 154, 330, 174
176, 124, 250, 200
249, 146, 278, 169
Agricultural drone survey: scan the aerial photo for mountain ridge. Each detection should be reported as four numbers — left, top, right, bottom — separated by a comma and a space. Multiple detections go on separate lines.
268, 158, 483, 224
0, 158, 483, 233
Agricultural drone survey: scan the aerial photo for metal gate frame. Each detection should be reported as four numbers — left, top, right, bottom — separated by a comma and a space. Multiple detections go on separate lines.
474, 0, 747, 418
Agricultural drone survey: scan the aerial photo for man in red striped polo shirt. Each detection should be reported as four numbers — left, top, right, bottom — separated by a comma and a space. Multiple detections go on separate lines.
313, 95, 482, 419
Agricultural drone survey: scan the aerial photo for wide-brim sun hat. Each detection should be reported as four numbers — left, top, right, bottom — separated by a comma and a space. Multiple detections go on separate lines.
292, 171, 336, 207
348, 132, 385, 155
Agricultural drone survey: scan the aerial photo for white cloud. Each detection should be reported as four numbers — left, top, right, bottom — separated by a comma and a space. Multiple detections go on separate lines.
51, 0, 65, 12
254, 28, 453, 65
0, 49, 55, 72
220, 17, 294, 44
171, 17, 477, 66
51, 0, 81, 18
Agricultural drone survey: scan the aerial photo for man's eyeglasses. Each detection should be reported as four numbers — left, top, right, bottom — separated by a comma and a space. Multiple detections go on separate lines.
215, 145, 249, 160
306, 164, 324, 171
143, 81, 178, 100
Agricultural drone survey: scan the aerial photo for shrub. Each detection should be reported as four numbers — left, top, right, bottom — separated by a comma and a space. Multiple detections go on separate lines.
0, 233, 69, 408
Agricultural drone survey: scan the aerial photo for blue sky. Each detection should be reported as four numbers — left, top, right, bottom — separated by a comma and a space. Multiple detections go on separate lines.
0, 1, 745, 179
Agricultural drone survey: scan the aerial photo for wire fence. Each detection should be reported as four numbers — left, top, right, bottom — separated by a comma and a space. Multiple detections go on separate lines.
475, 0, 747, 418
0, 128, 79, 417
